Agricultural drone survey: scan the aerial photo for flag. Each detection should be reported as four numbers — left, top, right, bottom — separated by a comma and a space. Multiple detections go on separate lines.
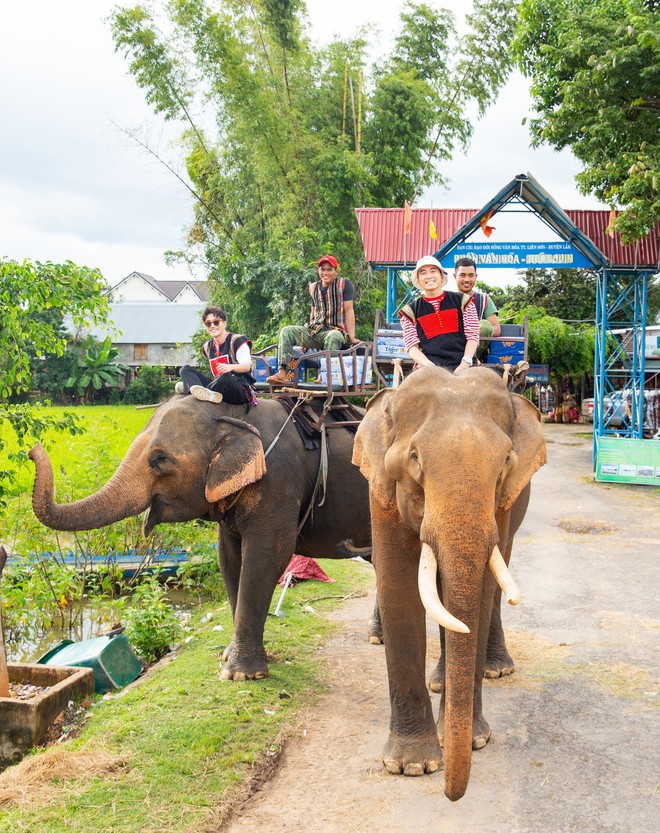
404, 200, 412, 234
480, 211, 495, 238
606, 210, 617, 238
429, 218, 438, 240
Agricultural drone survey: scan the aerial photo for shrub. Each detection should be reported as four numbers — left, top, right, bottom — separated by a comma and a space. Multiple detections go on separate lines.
124, 578, 182, 664
123, 366, 174, 405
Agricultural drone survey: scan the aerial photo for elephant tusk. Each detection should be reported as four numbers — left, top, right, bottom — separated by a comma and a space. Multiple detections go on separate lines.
489, 545, 521, 605
418, 544, 470, 634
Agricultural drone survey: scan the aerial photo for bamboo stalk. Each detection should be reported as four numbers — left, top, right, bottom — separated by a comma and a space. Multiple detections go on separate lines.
357, 70, 363, 155
0, 546, 9, 697
349, 76, 358, 151
342, 57, 348, 135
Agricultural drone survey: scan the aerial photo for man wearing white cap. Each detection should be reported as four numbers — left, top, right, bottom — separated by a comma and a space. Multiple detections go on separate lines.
399, 256, 480, 372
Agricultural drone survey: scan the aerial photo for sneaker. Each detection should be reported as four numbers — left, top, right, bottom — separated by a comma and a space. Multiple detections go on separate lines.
190, 385, 223, 404
175, 381, 185, 395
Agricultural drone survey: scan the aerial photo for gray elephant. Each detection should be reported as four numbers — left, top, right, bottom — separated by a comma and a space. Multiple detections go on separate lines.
29, 395, 371, 680
353, 366, 546, 800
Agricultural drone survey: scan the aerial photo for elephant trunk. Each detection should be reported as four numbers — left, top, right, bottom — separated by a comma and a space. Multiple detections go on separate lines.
423, 521, 491, 801
29, 440, 152, 531
443, 623, 479, 801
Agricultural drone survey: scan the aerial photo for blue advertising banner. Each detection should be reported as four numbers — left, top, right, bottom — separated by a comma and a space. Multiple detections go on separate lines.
441, 242, 592, 269
526, 364, 550, 384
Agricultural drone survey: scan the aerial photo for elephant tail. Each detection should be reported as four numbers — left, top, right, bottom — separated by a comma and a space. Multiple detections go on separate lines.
337, 539, 372, 560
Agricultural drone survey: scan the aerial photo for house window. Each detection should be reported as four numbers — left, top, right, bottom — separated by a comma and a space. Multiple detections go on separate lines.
134, 344, 148, 361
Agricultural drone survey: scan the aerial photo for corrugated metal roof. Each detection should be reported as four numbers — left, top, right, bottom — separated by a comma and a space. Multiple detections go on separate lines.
85, 303, 205, 344
355, 175, 659, 270
564, 211, 659, 270
355, 208, 477, 266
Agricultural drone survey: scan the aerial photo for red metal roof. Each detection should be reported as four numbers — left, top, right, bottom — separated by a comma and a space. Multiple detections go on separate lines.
355, 207, 660, 269
355, 208, 477, 266
565, 211, 659, 270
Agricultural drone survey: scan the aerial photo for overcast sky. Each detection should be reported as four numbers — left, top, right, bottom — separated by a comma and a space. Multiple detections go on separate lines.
0, 1, 605, 286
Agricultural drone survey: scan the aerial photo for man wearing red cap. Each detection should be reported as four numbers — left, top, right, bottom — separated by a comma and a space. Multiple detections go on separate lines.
266, 255, 360, 385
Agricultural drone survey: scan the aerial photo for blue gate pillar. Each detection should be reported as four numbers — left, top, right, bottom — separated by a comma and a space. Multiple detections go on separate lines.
593, 267, 648, 467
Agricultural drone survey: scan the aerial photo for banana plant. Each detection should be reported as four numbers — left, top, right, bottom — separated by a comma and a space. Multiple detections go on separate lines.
66, 336, 129, 404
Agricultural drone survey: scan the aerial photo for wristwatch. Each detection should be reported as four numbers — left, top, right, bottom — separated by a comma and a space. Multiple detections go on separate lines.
461, 356, 473, 366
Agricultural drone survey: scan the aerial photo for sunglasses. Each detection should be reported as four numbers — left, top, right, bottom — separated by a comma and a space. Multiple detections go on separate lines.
204, 318, 224, 328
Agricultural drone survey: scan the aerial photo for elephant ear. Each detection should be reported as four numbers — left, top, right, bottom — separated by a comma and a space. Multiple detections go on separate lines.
353, 389, 396, 507
205, 417, 267, 503
499, 394, 547, 512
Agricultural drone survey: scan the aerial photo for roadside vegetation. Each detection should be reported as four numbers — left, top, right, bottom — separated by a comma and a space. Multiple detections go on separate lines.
0, 406, 217, 663
0, 558, 373, 831
0, 403, 375, 830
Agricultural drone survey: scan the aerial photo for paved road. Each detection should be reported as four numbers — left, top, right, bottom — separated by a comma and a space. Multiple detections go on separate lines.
223, 424, 659, 833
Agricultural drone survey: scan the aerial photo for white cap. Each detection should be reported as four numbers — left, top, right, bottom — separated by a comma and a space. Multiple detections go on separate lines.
409, 256, 448, 286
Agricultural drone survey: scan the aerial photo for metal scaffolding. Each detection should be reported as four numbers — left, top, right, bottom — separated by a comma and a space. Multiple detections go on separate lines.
593, 268, 649, 461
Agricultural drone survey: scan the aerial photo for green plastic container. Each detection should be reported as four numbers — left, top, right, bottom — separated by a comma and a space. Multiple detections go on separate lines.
37, 633, 143, 693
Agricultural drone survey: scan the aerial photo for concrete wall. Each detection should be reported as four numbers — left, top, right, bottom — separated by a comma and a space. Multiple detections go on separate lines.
117, 343, 199, 368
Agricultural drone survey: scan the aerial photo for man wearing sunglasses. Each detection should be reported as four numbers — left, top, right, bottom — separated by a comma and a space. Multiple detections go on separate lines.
176, 307, 257, 409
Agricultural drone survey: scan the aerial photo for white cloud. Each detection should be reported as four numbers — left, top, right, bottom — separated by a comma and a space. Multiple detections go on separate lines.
0, 0, 605, 288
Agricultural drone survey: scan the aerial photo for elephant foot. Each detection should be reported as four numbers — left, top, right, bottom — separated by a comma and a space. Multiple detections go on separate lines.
367, 602, 384, 644
382, 732, 442, 776
471, 713, 492, 750
484, 648, 515, 679
367, 619, 384, 644
438, 712, 491, 751
428, 659, 444, 694
220, 644, 269, 681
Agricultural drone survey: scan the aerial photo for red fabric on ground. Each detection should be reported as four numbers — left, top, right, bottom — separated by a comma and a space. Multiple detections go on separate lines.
278, 555, 336, 587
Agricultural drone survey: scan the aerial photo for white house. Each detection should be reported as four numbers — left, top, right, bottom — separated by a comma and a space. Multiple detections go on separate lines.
108, 271, 208, 305
83, 272, 210, 378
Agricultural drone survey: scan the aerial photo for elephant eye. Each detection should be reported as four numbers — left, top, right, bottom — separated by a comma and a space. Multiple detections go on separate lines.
148, 451, 174, 474
409, 450, 423, 481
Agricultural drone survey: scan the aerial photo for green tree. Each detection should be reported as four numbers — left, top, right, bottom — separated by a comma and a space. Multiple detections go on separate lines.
111, 0, 518, 338
0, 259, 110, 397
508, 305, 596, 394
26, 309, 75, 403
123, 365, 174, 405
504, 268, 598, 322
0, 258, 109, 508
502, 267, 660, 324
515, 0, 660, 241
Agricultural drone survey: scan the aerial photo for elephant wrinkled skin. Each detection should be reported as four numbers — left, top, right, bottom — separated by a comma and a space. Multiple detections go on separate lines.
29, 395, 371, 681
353, 366, 546, 801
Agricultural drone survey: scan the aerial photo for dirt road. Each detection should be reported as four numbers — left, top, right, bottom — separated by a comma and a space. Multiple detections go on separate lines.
223, 425, 659, 833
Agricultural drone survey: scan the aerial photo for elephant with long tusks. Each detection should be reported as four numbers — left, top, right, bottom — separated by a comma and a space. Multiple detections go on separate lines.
352, 365, 546, 800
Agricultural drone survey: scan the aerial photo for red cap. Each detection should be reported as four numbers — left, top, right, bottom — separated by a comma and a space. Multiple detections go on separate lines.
318, 255, 338, 269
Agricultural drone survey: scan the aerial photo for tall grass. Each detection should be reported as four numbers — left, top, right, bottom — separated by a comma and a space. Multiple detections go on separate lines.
0, 405, 154, 496
0, 405, 218, 660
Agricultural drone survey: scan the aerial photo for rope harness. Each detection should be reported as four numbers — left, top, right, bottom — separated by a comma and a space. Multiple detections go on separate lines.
220, 393, 359, 537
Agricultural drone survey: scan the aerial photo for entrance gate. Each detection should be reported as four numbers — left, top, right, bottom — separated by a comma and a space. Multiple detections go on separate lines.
355, 173, 660, 479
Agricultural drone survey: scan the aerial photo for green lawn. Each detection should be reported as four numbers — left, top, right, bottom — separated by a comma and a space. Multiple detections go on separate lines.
0, 559, 374, 832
